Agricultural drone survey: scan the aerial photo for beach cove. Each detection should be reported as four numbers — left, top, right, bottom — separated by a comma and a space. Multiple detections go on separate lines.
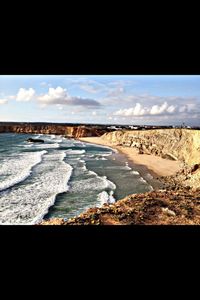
79, 136, 182, 178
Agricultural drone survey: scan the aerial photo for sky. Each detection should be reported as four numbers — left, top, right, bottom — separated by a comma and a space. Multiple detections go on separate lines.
0, 75, 200, 126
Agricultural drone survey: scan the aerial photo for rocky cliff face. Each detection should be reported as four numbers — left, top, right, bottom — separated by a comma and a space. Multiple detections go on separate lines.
0, 123, 108, 138
102, 129, 200, 166
102, 129, 200, 188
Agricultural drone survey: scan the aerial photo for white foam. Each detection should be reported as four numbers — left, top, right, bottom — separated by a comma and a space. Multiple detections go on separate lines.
0, 151, 73, 224
65, 149, 86, 155
97, 191, 109, 206
124, 163, 131, 170
108, 190, 116, 204
0, 150, 47, 192
97, 190, 116, 206
73, 142, 86, 147
36, 134, 64, 144
95, 156, 108, 160
102, 176, 116, 190
108, 166, 131, 170
139, 177, 147, 184
88, 170, 98, 176
70, 174, 116, 193
34, 134, 43, 138
29, 143, 60, 149
45, 134, 56, 139
124, 162, 132, 170
130, 170, 140, 175
146, 173, 153, 180
100, 152, 112, 157
22, 144, 34, 148
148, 185, 154, 191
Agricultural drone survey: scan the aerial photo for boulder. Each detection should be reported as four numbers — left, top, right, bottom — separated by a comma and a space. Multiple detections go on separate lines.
27, 138, 44, 143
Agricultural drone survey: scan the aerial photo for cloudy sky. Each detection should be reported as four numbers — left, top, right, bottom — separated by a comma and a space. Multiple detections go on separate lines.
0, 75, 200, 125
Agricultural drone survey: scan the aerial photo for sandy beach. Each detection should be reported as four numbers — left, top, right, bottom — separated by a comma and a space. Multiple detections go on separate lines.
79, 137, 182, 177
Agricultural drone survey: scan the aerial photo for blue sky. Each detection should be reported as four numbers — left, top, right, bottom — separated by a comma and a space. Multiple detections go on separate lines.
0, 75, 200, 125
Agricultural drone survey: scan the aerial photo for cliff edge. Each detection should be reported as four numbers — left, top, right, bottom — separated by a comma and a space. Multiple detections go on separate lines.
40, 188, 200, 225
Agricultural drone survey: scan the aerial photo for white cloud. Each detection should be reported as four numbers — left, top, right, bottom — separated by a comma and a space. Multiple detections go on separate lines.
37, 86, 101, 108
114, 102, 177, 117
167, 105, 176, 113
16, 88, 35, 102
150, 102, 168, 115
92, 111, 97, 116
0, 99, 8, 105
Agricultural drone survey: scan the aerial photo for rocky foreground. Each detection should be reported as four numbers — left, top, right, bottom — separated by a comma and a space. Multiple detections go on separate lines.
40, 188, 200, 225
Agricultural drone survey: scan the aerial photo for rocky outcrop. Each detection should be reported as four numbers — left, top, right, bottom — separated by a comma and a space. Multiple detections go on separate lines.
0, 123, 110, 138
27, 138, 44, 143
40, 188, 200, 225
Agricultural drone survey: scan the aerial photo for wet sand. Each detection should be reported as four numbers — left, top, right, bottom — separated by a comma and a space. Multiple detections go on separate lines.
79, 137, 182, 178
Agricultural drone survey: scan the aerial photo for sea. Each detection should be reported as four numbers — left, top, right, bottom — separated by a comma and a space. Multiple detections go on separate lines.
0, 133, 157, 225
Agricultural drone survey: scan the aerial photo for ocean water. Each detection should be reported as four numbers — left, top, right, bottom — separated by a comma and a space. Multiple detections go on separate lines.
0, 133, 154, 224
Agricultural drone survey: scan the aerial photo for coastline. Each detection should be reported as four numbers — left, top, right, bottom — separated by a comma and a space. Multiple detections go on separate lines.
40, 135, 200, 225
78, 137, 182, 179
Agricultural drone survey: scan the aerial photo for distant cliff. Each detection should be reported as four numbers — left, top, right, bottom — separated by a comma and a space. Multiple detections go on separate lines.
0, 123, 110, 138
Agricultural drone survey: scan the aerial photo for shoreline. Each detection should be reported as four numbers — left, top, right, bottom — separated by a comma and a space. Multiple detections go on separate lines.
78, 137, 182, 185
40, 135, 200, 225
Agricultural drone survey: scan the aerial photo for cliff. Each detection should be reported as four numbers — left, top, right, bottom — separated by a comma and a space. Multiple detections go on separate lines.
0, 123, 109, 138
102, 129, 200, 166
101, 129, 200, 189
40, 187, 200, 225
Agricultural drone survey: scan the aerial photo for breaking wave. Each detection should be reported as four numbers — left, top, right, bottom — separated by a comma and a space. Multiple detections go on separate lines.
65, 149, 86, 155
0, 150, 47, 192
0, 151, 73, 224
